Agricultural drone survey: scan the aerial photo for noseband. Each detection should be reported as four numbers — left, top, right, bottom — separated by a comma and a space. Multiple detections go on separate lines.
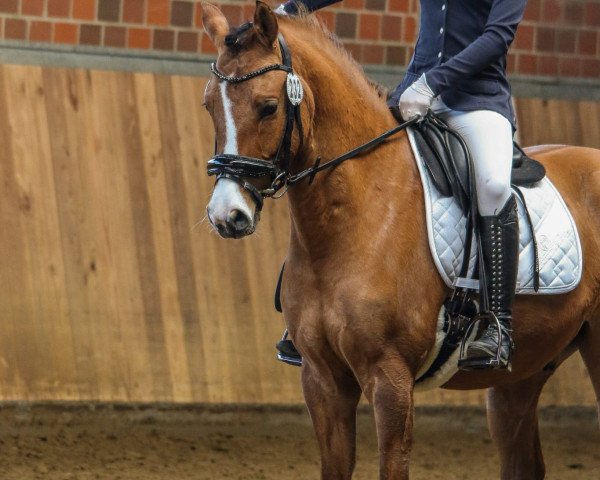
207, 32, 305, 212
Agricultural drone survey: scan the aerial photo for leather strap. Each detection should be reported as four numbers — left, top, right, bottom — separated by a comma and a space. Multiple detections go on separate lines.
512, 186, 540, 292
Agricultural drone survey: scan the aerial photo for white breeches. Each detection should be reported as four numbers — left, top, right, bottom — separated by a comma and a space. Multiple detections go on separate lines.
431, 98, 514, 216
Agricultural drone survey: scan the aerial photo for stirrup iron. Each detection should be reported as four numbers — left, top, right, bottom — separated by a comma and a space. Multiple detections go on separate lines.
457, 312, 512, 371
276, 330, 303, 367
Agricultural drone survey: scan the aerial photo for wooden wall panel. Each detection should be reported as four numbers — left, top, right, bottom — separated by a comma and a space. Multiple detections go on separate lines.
0, 63, 597, 405
515, 97, 600, 149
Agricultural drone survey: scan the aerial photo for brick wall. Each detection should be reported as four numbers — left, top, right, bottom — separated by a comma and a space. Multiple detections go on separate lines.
0, 0, 598, 79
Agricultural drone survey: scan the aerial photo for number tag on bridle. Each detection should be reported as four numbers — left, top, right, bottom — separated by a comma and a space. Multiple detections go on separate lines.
286, 73, 303, 106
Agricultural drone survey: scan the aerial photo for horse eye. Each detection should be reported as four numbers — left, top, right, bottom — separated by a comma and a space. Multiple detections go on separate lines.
259, 102, 278, 118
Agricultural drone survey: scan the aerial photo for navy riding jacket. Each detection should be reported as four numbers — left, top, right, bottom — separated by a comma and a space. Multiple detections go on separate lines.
282, 0, 526, 127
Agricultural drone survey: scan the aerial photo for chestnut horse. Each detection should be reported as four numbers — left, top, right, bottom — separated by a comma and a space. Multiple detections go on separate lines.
202, 3, 600, 479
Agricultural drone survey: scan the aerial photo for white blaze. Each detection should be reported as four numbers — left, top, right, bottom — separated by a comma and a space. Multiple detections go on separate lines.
207, 82, 253, 229
220, 82, 238, 154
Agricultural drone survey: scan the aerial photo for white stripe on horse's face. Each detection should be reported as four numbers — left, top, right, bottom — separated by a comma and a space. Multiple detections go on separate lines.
220, 82, 238, 154
206, 83, 255, 237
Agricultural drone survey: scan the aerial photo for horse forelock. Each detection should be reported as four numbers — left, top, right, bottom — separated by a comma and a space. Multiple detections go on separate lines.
223, 22, 258, 55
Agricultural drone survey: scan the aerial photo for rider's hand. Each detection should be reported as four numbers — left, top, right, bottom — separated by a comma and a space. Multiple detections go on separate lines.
274, 4, 288, 14
399, 74, 435, 121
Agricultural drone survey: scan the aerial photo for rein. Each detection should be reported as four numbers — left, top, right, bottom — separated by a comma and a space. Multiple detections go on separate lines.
286, 116, 420, 186
206, 30, 420, 210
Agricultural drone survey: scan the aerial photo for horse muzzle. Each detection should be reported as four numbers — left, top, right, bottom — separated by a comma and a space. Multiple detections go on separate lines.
208, 208, 256, 239
206, 177, 259, 239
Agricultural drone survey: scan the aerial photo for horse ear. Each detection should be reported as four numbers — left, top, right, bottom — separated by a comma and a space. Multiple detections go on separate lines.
254, 1, 279, 46
201, 2, 230, 50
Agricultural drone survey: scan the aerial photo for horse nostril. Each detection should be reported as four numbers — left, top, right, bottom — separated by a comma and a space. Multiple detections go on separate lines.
226, 209, 251, 232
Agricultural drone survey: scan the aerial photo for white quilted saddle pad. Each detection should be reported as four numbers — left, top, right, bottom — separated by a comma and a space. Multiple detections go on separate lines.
406, 129, 582, 295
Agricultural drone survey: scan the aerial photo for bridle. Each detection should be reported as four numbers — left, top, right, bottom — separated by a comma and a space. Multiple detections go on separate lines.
206, 28, 420, 212
207, 32, 305, 213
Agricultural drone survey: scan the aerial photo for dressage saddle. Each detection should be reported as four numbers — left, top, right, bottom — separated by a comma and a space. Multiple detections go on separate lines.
412, 116, 546, 213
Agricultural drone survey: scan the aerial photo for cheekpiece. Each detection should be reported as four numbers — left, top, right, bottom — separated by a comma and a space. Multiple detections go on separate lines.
286, 72, 303, 106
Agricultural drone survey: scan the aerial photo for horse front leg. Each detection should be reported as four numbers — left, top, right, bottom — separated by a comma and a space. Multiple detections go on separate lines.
302, 361, 362, 480
364, 355, 415, 480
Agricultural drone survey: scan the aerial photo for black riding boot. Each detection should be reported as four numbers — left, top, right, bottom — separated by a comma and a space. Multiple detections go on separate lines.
459, 195, 519, 370
276, 330, 302, 366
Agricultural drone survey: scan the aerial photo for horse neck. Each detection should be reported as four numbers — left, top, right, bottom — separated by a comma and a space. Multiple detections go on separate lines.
284, 29, 419, 260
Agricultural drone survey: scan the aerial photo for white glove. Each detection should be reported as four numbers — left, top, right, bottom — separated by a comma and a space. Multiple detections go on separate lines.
274, 4, 288, 15
399, 74, 435, 120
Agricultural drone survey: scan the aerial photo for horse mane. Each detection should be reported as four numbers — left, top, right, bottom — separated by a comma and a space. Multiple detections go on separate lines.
278, 11, 389, 101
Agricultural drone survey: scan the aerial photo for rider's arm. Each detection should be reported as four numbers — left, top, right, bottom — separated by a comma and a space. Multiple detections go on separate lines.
425, 0, 526, 95
278, 0, 342, 14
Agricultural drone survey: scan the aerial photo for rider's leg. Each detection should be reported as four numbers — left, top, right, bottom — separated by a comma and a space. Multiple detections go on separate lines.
465, 193, 519, 369
437, 107, 518, 369
276, 329, 302, 365
273, 264, 303, 365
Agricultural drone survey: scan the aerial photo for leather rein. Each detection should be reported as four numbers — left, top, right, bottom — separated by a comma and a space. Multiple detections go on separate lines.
206, 30, 419, 212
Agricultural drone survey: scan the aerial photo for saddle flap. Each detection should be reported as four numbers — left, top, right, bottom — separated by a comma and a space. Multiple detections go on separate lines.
413, 122, 470, 213
412, 126, 452, 197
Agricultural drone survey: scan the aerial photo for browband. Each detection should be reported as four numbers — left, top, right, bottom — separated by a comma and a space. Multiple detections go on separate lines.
210, 62, 292, 84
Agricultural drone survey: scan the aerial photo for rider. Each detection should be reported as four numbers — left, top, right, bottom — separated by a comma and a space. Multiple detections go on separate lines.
275, 0, 527, 370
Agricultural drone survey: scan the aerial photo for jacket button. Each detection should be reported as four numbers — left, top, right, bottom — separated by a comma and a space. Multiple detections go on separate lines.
440, 27, 444, 34
442, 4, 446, 10
438, 52, 442, 58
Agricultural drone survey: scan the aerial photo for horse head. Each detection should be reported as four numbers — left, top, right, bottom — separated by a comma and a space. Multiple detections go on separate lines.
203, 1, 315, 239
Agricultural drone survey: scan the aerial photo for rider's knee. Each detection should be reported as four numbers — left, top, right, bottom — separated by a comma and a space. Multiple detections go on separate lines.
478, 178, 511, 214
